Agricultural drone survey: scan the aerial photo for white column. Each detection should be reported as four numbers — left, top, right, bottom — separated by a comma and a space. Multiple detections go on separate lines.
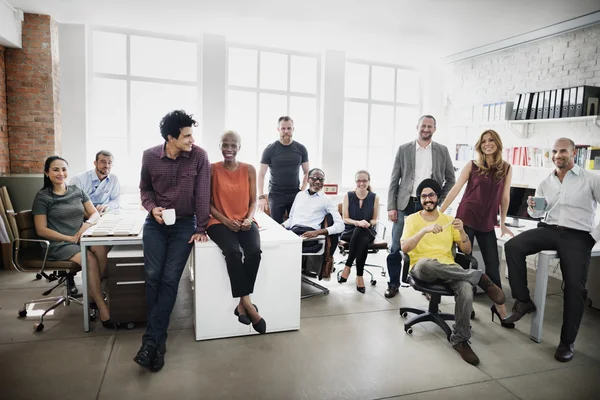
321, 50, 345, 186
201, 33, 227, 162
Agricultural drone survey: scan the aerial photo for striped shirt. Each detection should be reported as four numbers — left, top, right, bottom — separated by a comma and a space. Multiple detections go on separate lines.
139, 143, 211, 234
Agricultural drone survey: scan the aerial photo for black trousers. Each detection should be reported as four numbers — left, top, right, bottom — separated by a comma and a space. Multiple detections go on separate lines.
207, 222, 262, 298
464, 226, 501, 288
268, 191, 298, 224
504, 224, 595, 344
341, 228, 375, 276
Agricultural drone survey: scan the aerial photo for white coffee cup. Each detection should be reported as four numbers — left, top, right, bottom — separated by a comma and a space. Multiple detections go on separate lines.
162, 208, 176, 225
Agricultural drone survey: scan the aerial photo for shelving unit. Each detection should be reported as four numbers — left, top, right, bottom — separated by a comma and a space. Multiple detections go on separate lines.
507, 115, 600, 138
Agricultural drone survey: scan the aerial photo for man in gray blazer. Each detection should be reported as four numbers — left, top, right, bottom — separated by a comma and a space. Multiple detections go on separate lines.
385, 115, 455, 298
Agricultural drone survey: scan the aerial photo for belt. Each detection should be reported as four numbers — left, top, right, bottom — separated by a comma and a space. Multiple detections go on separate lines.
539, 222, 588, 234
410, 196, 419, 202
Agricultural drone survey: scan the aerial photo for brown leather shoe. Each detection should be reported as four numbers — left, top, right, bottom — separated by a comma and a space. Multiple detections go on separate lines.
385, 286, 399, 298
503, 299, 537, 324
452, 341, 480, 365
477, 274, 505, 305
554, 342, 574, 362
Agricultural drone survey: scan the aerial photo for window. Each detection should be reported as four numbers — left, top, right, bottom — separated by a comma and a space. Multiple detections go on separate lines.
343, 61, 421, 188
89, 30, 200, 191
227, 46, 320, 168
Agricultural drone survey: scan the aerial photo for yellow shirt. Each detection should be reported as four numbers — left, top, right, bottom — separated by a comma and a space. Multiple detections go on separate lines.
401, 211, 461, 268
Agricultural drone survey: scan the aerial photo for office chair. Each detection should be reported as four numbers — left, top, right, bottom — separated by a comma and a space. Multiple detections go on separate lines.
298, 213, 338, 299
393, 250, 477, 341
335, 203, 388, 286
8, 210, 83, 332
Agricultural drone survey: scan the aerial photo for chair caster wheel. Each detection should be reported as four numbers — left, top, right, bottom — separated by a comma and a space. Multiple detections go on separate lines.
401, 312, 408, 318
381, 272, 386, 277
18, 309, 27, 317
405, 327, 413, 334
34, 322, 44, 332
370, 280, 376, 286
127, 323, 135, 330
470, 310, 476, 319
35, 274, 42, 280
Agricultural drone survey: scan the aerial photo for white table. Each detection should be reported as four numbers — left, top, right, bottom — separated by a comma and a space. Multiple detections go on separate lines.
190, 212, 302, 341
80, 211, 147, 332
496, 226, 600, 343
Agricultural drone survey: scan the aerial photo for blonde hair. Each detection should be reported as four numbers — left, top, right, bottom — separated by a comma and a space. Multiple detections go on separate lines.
355, 170, 372, 192
474, 129, 510, 181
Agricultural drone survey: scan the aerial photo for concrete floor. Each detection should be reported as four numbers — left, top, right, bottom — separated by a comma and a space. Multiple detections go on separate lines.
0, 251, 599, 400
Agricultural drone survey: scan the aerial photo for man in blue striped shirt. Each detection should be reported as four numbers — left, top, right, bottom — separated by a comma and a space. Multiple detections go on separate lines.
71, 150, 121, 213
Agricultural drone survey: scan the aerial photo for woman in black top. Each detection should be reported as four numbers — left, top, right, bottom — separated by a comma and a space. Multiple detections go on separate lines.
338, 170, 380, 293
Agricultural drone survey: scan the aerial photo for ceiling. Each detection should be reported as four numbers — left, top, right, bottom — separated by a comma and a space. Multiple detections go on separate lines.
7, 0, 600, 63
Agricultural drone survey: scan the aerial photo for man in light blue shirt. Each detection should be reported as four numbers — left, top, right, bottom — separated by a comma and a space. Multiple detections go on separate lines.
504, 137, 600, 363
71, 150, 121, 213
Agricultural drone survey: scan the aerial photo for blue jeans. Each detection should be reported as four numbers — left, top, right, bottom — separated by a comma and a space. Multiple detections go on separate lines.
142, 215, 195, 347
387, 199, 422, 287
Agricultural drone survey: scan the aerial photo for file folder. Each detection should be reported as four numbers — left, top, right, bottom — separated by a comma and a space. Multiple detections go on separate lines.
536, 92, 544, 119
569, 87, 577, 117
530, 92, 539, 119
554, 89, 562, 118
482, 104, 490, 122
575, 86, 584, 117
549, 90, 557, 119
511, 94, 521, 120
561, 88, 570, 118
542, 90, 551, 119
578, 85, 600, 116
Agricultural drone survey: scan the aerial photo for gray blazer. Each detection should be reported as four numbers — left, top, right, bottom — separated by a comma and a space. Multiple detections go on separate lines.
387, 141, 456, 211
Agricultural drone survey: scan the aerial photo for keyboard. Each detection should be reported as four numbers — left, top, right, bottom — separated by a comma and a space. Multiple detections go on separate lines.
84, 214, 144, 237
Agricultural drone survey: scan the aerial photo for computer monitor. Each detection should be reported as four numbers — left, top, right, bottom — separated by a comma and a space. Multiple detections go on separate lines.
505, 186, 542, 228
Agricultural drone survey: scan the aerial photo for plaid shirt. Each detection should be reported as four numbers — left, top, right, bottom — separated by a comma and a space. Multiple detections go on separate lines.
140, 143, 211, 234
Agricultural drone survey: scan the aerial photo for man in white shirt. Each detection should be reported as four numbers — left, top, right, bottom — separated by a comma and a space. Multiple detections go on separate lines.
71, 150, 121, 214
283, 168, 344, 237
504, 137, 600, 363
385, 115, 455, 298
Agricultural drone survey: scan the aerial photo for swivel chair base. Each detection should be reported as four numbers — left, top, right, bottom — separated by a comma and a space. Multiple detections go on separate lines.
400, 306, 455, 341
301, 276, 329, 299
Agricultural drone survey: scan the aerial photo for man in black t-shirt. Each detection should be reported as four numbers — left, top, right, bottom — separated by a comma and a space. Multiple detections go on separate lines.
257, 116, 310, 224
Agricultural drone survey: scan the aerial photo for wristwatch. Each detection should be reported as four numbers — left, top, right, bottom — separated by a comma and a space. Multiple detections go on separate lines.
258, 195, 266, 200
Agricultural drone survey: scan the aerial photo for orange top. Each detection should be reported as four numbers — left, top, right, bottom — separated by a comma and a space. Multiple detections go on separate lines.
207, 162, 251, 228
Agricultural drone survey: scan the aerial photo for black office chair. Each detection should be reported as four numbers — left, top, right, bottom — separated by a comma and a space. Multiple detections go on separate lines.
393, 250, 477, 341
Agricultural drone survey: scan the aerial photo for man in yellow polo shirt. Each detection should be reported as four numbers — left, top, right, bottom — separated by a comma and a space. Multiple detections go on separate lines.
401, 179, 505, 366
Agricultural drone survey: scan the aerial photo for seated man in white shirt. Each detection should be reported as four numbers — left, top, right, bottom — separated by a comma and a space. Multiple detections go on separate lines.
282, 168, 344, 275
504, 137, 600, 363
71, 150, 121, 214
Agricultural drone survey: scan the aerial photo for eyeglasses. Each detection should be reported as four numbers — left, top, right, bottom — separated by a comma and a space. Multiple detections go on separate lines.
309, 176, 324, 182
356, 179, 369, 184
420, 192, 437, 200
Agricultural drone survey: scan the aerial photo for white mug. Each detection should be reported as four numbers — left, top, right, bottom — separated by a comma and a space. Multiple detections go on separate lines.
162, 208, 176, 225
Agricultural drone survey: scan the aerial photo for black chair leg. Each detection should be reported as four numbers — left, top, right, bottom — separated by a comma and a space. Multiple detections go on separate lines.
399, 307, 425, 317
301, 276, 329, 299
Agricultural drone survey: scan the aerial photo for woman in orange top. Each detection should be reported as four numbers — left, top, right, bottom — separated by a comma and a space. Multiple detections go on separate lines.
207, 130, 265, 334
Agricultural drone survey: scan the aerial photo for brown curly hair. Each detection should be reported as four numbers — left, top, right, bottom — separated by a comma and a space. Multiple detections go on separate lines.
474, 130, 510, 181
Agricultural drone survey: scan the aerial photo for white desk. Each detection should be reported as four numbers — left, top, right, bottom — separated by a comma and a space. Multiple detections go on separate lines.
80, 211, 147, 332
496, 226, 600, 343
190, 212, 302, 341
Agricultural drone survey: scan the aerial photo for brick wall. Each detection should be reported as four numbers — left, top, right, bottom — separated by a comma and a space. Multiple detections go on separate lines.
0, 45, 8, 173
5, 14, 61, 174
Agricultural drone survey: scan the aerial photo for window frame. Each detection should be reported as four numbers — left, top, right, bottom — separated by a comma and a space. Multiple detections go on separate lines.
87, 26, 202, 192
226, 43, 322, 167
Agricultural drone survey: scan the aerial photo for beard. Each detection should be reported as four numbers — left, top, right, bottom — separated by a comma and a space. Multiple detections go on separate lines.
422, 200, 438, 211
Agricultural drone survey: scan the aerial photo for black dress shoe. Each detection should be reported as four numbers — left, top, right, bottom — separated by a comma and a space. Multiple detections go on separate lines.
554, 342, 574, 362
385, 286, 399, 298
234, 306, 251, 325
252, 318, 267, 334
503, 300, 537, 324
101, 318, 115, 329
356, 286, 365, 293
150, 347, 165, 372
67, 275, 78, 296
134, 343, 156, 369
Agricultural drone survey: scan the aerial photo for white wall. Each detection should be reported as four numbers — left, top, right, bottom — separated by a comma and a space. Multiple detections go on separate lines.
58, 23, 87, 175
0, 2, 21, 48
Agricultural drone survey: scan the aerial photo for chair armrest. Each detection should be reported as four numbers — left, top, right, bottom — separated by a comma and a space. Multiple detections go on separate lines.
455, 251, 478, 270
375, 221, 387, 240
12, 238, 51, 274
398, 251, 411, 284
301, 236, 326, 256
